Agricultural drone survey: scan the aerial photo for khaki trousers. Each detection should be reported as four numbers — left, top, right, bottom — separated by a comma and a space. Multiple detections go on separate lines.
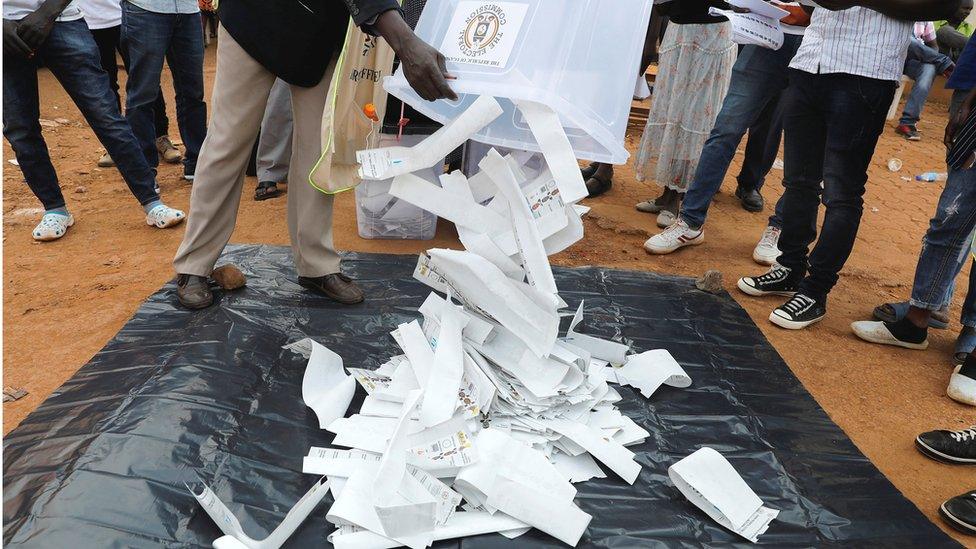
173, 26, 340, 278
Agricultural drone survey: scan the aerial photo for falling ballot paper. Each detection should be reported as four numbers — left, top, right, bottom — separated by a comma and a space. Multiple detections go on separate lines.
710, 0, 790, 50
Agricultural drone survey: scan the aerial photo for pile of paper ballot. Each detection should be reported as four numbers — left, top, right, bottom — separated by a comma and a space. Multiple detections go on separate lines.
189, 95, 780, 548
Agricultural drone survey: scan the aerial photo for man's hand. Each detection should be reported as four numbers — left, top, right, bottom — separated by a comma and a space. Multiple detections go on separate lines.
17, 7, 58, 50
374, 10, 457, 102
946, 88, 976, 148
4, 20, 32, 58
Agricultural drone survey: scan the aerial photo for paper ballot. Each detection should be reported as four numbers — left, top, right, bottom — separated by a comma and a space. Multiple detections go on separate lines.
606, 349, 691, 398
357, 95, 503, 180
302, 341, 357, 429
710, 0, 788, 50
669, 447, 779, 543
565, 301, 629, 364
189, 475, 331, 549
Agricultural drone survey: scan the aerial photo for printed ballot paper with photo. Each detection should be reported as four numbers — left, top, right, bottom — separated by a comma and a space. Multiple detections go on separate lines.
384, 0, 652, 164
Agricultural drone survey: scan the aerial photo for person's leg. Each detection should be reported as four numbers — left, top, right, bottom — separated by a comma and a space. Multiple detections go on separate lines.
287, 63, 342, 279
121, 1, 171, 169
89, 26, 123, 112
737, 95, 780, 193
767, 70, 826, 281
153, 90, 169, 137
678, 45, 780, 228
165, 10, 207, 174
256, 78, 293, 185
900, 63, 937, 128
173, 25, 276, 277
3, 47, 66, 211
42, 20, 161, 207
799, 74, 895, 302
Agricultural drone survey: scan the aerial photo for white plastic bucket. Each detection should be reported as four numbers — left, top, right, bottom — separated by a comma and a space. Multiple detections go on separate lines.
384, 0, 652, 164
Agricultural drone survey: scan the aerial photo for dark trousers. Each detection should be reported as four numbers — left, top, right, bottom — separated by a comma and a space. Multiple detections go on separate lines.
776, 70, 895, 302
121, 2, 206, 171
89, 24, 169, 138
2, 19, 160, 210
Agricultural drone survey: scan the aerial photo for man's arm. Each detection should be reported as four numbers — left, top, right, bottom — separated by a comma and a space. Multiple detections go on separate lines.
816, 0, 960, 21
17, 0, 73, 51
946, 86, 976, 147
938, 23, 970, 50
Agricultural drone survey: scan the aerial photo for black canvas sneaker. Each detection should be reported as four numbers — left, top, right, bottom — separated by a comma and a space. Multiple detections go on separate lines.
940, 491, 976, 535
915, 426, 976, 464
769, 293, 826, 330
737, 265, 798, 297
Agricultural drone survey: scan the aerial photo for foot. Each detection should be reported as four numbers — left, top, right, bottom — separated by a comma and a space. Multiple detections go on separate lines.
850, 318, 929, 350
752, 226, 781, 266
940, 491, 976, 535
636, 198, 665, 213
916, 426, 976, 464
956, 327, 976, 362
146, 204, 186, 228
176, 274, 213, 309
33, 212, 75, 241
156, 136, 183, 164
255, 181, 284, 201
769, 293, 826, 330
656, 209, 677, 229
643, 219, 703, 254
949, 365, 976, 406
737, 264, 798, 297
97, 152, 115, 168
298, 273, 365, 305
183, 164, 195, 182
895, 124, 921, 141
873, 301, 950, 329
735, 186, 764, 212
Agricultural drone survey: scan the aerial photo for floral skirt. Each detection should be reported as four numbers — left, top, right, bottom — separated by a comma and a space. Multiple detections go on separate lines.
635, 22, 736, 192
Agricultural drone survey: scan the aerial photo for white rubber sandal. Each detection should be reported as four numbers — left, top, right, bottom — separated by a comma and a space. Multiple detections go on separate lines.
32, 213, 74, 241
146, 204, 186, 229
851, 320, 928, 350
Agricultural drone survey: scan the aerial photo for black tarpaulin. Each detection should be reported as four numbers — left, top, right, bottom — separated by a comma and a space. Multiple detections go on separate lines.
3, 246, 959, 548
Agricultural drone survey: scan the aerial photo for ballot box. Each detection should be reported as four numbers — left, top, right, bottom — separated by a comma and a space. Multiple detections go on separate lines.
355, 134, 440, 240
384, 0, 652, 164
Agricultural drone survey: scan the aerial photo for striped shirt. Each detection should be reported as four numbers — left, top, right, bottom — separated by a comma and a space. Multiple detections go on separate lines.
948, 107, 976, 170
790, 7, 913, 82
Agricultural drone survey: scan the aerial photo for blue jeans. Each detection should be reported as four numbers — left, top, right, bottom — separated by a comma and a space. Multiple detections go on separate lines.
776, 70, 895, 302
679, 34, 802, 229
899, 42, 953, 126
2, 19, 160, 210
910, 168, 976, 319
121, 1, 206, 171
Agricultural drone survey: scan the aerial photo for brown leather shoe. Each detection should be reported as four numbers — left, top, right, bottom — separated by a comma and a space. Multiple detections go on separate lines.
177, 274, 214, 309
298, 273, 365, 304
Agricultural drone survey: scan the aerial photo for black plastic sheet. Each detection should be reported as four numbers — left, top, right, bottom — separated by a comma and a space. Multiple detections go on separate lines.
3, 245, 960, 548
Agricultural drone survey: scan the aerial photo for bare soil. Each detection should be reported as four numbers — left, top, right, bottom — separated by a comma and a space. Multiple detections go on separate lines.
3, 46, 972, 546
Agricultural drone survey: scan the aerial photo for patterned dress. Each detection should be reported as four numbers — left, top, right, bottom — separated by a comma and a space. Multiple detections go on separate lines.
635, 22, 736, 192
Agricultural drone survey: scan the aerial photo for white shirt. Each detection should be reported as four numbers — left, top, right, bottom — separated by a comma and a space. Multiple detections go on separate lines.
78, 0, 121, 29
789, 7, 912, 82
4, 0, 84, 21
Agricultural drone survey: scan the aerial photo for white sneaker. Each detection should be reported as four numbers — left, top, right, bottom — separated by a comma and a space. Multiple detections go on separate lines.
146, 204, 186, 228
32, 212, 74, 241
656, 209, 677, 228
643, 219, 704, 254
753, 226, 781, 265
851, 320, 929, 349
97, 152, 115, 168
948, 365, 976, 406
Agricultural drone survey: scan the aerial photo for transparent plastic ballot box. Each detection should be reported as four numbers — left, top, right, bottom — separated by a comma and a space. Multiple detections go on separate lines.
355, 134, 440, 240
383, 0, 652, 164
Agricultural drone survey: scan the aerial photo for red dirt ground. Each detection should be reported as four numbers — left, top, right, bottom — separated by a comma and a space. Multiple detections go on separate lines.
2, 45, 973, 546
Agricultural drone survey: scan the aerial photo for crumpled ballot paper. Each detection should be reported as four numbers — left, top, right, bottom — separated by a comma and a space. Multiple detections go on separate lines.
189, 94, 696, 548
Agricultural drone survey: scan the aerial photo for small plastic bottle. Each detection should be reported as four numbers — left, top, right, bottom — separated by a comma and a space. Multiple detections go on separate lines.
915, 172, 948, 182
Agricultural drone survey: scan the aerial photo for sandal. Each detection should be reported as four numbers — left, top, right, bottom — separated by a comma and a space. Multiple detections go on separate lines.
580, 162, 599, 181
255, 181, 283, 201
955, 327, 976, 362
873, 301, 949, 329
585, 172, 613, 198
